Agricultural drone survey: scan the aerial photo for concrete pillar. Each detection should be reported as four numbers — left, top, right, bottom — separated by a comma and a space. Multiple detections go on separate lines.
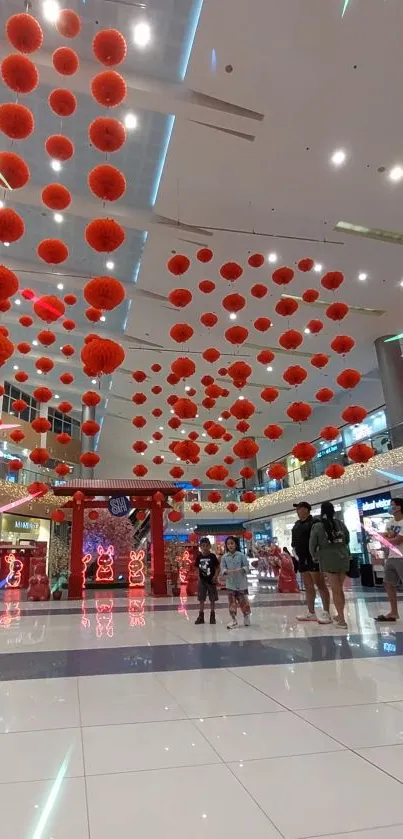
81, 404, 95, 479
39, 404, 48, 449
374, 336, 403, 448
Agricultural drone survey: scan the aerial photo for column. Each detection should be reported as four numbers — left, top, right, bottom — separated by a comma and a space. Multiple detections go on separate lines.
81, 404, 95, 479
374, 336, 403, 448
150, 503, 167, 596
39, 403, 48, 448
68, 499, 84, 599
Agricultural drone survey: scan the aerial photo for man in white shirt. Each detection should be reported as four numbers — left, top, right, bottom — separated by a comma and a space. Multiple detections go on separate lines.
376, 497, 403, 622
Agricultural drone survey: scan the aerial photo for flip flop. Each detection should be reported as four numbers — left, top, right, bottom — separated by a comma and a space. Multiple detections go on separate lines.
375, 615, 397, 622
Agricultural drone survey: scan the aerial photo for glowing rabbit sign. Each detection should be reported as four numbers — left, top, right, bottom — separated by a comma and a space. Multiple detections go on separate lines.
95, 544, 114, 583
81, 553, 92, 589
128, 549, 145, 587
5, 554, 23, 588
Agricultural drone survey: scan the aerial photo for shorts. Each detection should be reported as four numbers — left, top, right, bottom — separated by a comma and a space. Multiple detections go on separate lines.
298, 556, 320, 574
198, 579, 218, 603
384, 557, 403, 587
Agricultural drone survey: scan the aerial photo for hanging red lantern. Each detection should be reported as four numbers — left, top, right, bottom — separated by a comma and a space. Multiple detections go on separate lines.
202, 347, 220, 363
321, 425, 340, 442
237, 420, 250, 433
33, 386, 52, 403
283, 365, 307, 386
153, 455, 164, 466
188, 430, 199, 440
337, 368, 361, 389
224, 455, 234, 465
222, 293, 246, 313
275, 297, 298, 317
260, 386, 279, 403
170, 466, 184, 479
174, 440, 200, 462
227, 360, 252, 381
133, 464, 148, 477
220, 262, 243, 281
88, 510, 99, 521
348, 443, 375, 464
59, 372, 74, 386
15, 371, 29, 383
272, 266, 294, 285
37, 330, 56, 347
0, 266, 19, 301
0, 208, 24, 243
207, 422, 225, 439
88, 164, 126, 201
240, 466, 255, 479
227, 502, 238, 514
80, 452, 100, 468
225, 325, 249, 345
152, 408, 162, 418
230, 398, 255, 419
19, 315, 33, 328
326, 302, 349, 321
0, 102, 34, 139
200, 312, 218, 328
248, 253, 264, 268
207, 491, 222, 504
6, 13, 43, 54
279, 329, 303, 350
82, 420, 100, 437
242, 491, 256, 504
34, 295, 65, 323
268, 463, 287, 480
331, 335, 355, 355
52, 46, 78, 75
42, 183, 71, 211
254, 317, 272, 332
191, 502, 202, 514
226, 478, 236, 488
264, 424, 283, 440
206, 465, 228, 481
326, 464, 345, 480
0, 151, 29, 189
151, 385, 162, 395
205, 384, 223, 399
81, 337, 125, 375
1, 54, 38, 93
93, 29, 127, 66
286, 402, 312, 423
61, 344, 75, 357
307, 319, 323, 334
30, 447, 49, 466
321, 271, 344, 291
35, 356, 54, 374
250, 283, 268, 299
302, 288, 319, 303
31, 417, 50, 433
204, 443, 219, 455
58, 401, 72, 414
48, 88, 77, 117
233, 438, 259, 459
89, 116, 126, 153
57, 432, 71, 445
84, 276, 125, 311
298, 258, 314, 272
168, 288, 192, 308
10, 429, 25, 443
199, 279, 215, 294
292, 441, 317, 462
64, 294, 77, 306
51, 510, 65, 525
132, 441, 147, 453
27, 481, 48, 496
55, 463, 70, 477
341, 405, 367, 424
12, 398, 27, 414
56, 9, 81, 38
316, 387, 334, 403
37, 239, 69, 265
167, 254, 190, 275
311, 353, 329, 369
201, 375, 214, 386
85, 218, 125, 252
197, 247, 213, 263
257, 349, 275, 365
170, 323, 194, 343
132, 370, 146, 383
45, 134, 74, 161
174, 398, 198, 419
132, 393, 147, 405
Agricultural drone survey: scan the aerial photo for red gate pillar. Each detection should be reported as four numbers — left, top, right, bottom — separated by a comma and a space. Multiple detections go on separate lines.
68, 501, 84, 599
150, 503, 167, 596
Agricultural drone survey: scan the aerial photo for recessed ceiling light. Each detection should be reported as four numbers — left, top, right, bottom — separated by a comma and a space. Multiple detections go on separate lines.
133, 21, 151, 48
13, 365, 18, 371
4, 242, 10, 247
218, 416, 223, 421
43, 0, 60, 23
100, 316, 106, 322
91, 378, 97, 385
140, 452, 144, 456
176, 457, 180, 462
314, 263, 323, 273
229, 312, 237, 320
57, 282, 64, 290
159, 426, 164, 431
55, 394, 59, 399
149, 440, 153, 444
304, 327, 311, 334
202, 432, 206, 437
106, 261, 114, 270
358, 272, 367, 281
54, 213, 63, 223
239, 395, 245, 401
266, 365, 273, 372
32, 340, 38, 346
51, 159, 62, 172
124, 112, 138, 130
38, 370, 42, 375
331, 149, 347, 166
389, 165, 403, 183
268, 252, 277, 264
185, 386, 190, 392
399, 280, 403, 287
170, 409, 174, 414
15, 299, 21, 306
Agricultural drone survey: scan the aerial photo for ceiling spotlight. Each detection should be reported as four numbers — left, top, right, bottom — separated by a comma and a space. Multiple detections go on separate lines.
331, 149, 347, 166
358, 272, 367, 281
37, 370, 42, 375
32, 340, 38, 346
314, 263, 322, 273
100, 316, 106, 322
124, 112, 138, 130
51, 159, 62, 172
55, 394, 59, 399
304, 327, 311, 334
185, 386, 190, 392
399, 280, 403, 288
268, 252, 277, 264
218, 416, 223, 422
229, 312, 237, 321
54, 213, 63, 223
170, 409, 174, 414
149, 440, 153, 444
43, 0, 60, 23
3, 242, 10, 248
57, 282, 64, 290
159, 426, 164, 431
14, 299, 21, 306
133, 21, 151, 48
239, 395, 245, 401
266, 365, 273, 372
389, 165, 403, 183
106, 261, 115, 271
202, 432, 206, 437
13, 365, 19, 371
181, 429, 185, 434
91, 379, 97, 385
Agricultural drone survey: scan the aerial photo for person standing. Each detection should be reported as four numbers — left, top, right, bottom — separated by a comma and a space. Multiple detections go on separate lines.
309, 501, 350, 628
194, 537, 220, 625
291, 501, 331, 624
221, 536, 251, 629
376, 497, 403, 622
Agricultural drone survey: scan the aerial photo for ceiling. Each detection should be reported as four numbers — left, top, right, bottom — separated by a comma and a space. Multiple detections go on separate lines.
1, 0, 403, 482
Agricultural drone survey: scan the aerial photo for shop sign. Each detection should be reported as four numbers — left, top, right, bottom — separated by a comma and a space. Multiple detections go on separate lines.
108, 495, 131, 517
316, 442, 342, 460
2, 515, 40, 533
357, 492, 391, 515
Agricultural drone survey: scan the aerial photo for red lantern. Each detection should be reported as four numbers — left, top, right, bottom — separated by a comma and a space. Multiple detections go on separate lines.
224, 455, 234, 465
168, 288, 192, 308
0, 334, 15, 366
34, 295, 65, 323
298, 258, 314, 272
257, 349, 275, 365
0, 102, 34, 139
6, 13, 43, 54
230, 398, 255, 419
251, 283, 268, 299
348, 443, 375, 464
37, 239, 69, 265
268, 463, 287, 480
84, 277, 125, 311
170, 323, 194, 343
307, 319, 323, 334
311, 353, 329, 369
292, 441, 317, 462
226, 478, 236, 488
321, 425, 340, 442
272, 266, 294, 285
254, 317, 271, 332
200, 313, 218, 328
133, 464, 148, 477
191, 503, 202, 514
260, 386, 279, 403
93, 29, 127, 66
233, 438, 259, 459
326, 464, 345, 480
19, 315, 33, 328
240, 466, 255, 479
205, 443, 219, 455
56, 432, 71, 445
29, 447, 49, 466
51, 510, 65, 523
0, 208, 24, 243
10, 429, 25, 443
56, 9, 81, 38
31, 417, 50, 433
227, 502, 238, 514
0, 152, 29, 189
227, 360, 252, 381
242, 491, 256, 504
220, 262, 243, 281
55, 463, 70, 477
326, 302, 349, 322
167, 254, 190, 275
37, 330, 56, 347
316, 387, 334, 403
88, 510, 99, 521
302, 288, 319, 303
341, 405, 367, 424
197, 247, 213, 263
153, 455, 164, 466
275, 298, 298, 317
330, 335, 355, 355
1, 54, 38, 93
48, 88, 77, 117
202, 347, 220, 363
174, 398, 198, 419
33, 386, 52, 403
45, 134, 74, 161
64, 294, 77, 306
170, 466, 184, 479
222, 293, 246, 313
174, 440, 200, 462
82, 420, 100, 436
53, 47, 79, 75
15, 372, 28, 383
133, 441, 147, 454
199, 279, 215, 294
27, 481, 48, 496
207, 491, 222, 504
225, 325, 249, 345
337, 369, 361, 390
321, 271, 344, 291
85, 218, 125, 252
206, 465, 228, 481
152, 408, 162, 417
81, 337, 125, 375
283, 365, 307, 386
89, 117, 125, 152
132, 370, 146, 383
287, 402, 312, 423
88, 164, 126, 201
80, 452, 100, 468
0, 266, 19, 301
58, 401, 72, 414
61, 344, 75, 357
264, 424, 283, 440
279, 329, 303, 350
248, 253, 264, 268
42, 183, 71, 211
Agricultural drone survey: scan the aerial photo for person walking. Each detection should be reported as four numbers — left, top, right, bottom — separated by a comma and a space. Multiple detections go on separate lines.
375, 497, 403, 622
194, 537, 220, 625
221, 536, 251, 629
291, 501, 332, 624
309, 501, 350, 629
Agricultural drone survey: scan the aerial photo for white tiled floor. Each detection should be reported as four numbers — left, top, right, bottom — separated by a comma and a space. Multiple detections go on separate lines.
2, 592, 403, 837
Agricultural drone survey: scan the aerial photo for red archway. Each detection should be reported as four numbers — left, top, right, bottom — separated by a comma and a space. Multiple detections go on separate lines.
53, 479, 177, 599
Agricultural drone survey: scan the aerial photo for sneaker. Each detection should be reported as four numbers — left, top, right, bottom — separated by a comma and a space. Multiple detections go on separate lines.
195, 614, 205, 625
210, 612, 216, 625
243, 614, 251, 627
317, 612, 332, 625
296, 612, 317, 622
227, 619, 238, 629
334, 617, 348, 629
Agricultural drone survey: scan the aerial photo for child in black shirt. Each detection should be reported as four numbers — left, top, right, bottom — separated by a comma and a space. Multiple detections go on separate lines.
195, 537, 220, 625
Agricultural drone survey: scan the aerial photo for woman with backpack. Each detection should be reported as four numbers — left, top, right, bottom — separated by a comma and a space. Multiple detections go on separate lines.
309, 501, 351, 629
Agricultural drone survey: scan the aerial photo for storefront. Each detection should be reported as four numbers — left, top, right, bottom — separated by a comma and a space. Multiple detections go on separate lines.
0, 514, 50, 554
270, 499, 363, 560
342, 409, 388, 454
357, 491, 392, 575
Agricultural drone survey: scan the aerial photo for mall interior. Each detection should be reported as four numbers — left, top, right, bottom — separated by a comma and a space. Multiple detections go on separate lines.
2, 1, 403, 837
